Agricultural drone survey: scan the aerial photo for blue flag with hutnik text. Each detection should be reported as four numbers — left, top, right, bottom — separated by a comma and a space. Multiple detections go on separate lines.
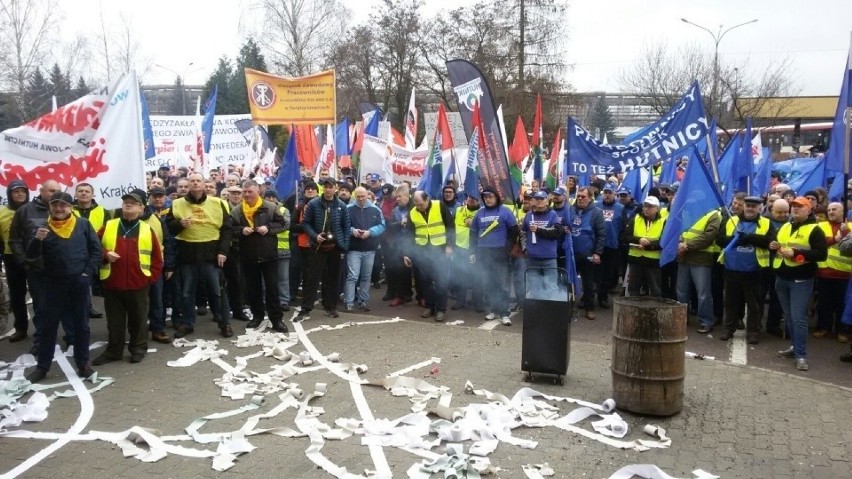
825, 38, 852, 174
660, 150, 724, 266
201, 85, 217, 154
566, 81, 708, 176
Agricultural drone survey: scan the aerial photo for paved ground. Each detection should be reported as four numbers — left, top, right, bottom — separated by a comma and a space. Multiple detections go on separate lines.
1, 294, 852, 478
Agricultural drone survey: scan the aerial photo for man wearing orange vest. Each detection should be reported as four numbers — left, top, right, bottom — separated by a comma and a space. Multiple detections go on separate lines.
92, 191, 163, 366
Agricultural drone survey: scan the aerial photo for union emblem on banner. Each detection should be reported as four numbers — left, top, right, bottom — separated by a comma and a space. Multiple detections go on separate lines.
452, 78, 484, 111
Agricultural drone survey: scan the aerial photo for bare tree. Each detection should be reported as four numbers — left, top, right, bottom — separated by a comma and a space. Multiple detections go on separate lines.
91, 10, 148, 83
618, 41, 799, 136
327, 25, 382, 120
261, 0, 350, 76
0, 0, 58, 120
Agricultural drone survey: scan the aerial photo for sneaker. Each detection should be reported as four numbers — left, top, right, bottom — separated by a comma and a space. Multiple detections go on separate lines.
174, 326, 194, 339
281, 303, 290, 312
485, 312, 497, 320
501, 316, 512, 326
89, 308, 103, 319
696, 325, 713, 334
8, 330, 27, 342
293, 310, 310, 322
420, 308, 435, 318
345, 303, 355, 312
324, 308, 339, 318
795, 357, 808, 371
508, 304, 523, 313
358, 303, 371, 312
435, 311, 446, 322
777, 346, 795, 358
26, 368, 47, 383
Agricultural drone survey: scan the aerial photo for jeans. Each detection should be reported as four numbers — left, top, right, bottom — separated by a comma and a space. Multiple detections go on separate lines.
147, 275, 165, 333
775, 277, 813, 358
526, 258, 559, 301
344, 250, 376, 305
178, 262, 227, 328
510, 255, 526, 304
278, 257, 291, 305
478, 247, 509, 316
677, 263, 714, 327
35, 274, 91, 372
4, 255, 29, 334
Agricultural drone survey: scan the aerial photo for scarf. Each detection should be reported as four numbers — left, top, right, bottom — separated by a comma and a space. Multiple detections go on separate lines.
242, 197, 262, 228
48, 215, 77, 239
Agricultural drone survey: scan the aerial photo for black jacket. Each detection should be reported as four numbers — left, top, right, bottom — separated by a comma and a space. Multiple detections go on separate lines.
26, 217, 101, 278
9, 196, 50, 268
230, 199, 286, 263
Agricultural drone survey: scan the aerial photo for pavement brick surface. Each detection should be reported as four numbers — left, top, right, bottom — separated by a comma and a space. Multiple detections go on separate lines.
2, 304, 852, 478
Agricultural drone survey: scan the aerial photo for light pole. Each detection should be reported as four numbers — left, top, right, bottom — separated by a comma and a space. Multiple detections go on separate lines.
681, 18, 758, 119
155, 62, 196, 115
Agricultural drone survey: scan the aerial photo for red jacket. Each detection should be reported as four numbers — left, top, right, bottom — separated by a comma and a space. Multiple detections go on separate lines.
101, 226, 163, 291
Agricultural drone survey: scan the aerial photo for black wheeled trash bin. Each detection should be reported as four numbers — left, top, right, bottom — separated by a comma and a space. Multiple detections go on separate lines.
521, 267, 573, 385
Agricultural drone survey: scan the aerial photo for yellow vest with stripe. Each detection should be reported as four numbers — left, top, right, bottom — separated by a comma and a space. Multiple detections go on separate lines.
410, 200, 446, 246
817, 221, 852, 272
99, 218, 153, 280
170, 196, 225, 242
454, 205, 477, 249
718, 216, 771, 268
628, 215, 665, 260
73, 205, 106, 232
773, 222, 819, 269
681, 210, 721, 253
0, 205, 14, 254
277, 206, 290, 251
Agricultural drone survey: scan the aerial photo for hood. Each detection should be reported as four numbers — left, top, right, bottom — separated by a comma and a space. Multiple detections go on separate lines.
6, 180, 30, 210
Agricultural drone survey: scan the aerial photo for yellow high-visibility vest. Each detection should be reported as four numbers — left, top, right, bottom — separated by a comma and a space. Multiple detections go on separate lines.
628, 216, 665, 260
681, 210, 721, 253
454, 206, 477, 249
718, 216, 771, 267
817, 221, 852, 272
99, 218, 153, 280
410, 200, 446, 246
73, 205, 106, 232
170, 197, 225, 242
277, 207, 290, 251
773, 222, 819, 269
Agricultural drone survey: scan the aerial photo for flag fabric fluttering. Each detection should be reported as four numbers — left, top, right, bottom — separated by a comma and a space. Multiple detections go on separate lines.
732, 118, 754, 194
140, 89, 156, 160
274, 127, 301, 201
563, 227, 582, 300
660, 149, 725, 266
716, 133, 742, 205
532, 94, 544, 181
509, 116, 530, 187
824, 34, 852, 174
463, 125, 482, 198
621, 167, 648, 203
418, 104, 453, 198
752, 135, 773, 197
544, 129, 562, 190
788, 157, 827, 194
405, 88, 417, 150
315, 124, 336, 179
201, 85, 218, 154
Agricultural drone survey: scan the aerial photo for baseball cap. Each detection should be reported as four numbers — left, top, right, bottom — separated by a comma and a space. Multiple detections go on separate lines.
264, 176, 275, 184
319, 177, 336, 186
157, 165, 171, 171
553, 187, 567, 196
263, 190, 278, 199
122, 189, 147, 205
226, 186, 243, 193
789, 196, 812, 208
367, 173, 381, 181
602, 183, 617, 192
303, 180, 318, 191
149, 186, 167, 196
643, 196, 660, 207
337, 181, 352, 191
49, 191, 74, 205
670, 182, 680, 193
658, 183, 671, 191
532, 190, 548, 200
617, 186, 631, 196
743, 196, 762, 204
165, 186, 177, 196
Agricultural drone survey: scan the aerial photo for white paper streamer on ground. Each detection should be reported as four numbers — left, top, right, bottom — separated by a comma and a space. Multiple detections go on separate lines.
168, 339, 227, 367
522, 463, 555, 478
607, 464, 719, 479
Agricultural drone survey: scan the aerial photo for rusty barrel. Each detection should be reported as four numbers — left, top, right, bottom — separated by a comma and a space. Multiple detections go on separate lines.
611, 296, 686, 416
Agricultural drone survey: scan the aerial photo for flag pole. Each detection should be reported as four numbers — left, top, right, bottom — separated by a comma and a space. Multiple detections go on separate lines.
705, 132, 721, 190
332, 69, 338, 179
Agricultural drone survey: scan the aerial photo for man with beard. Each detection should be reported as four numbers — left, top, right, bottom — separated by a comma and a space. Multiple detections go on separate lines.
470, 188, 518, 325
25, 192, 101, 383
337, 181, 352, 205
403, 191, 455, 322
568, 186, 605, 319
1, 180, 31, 343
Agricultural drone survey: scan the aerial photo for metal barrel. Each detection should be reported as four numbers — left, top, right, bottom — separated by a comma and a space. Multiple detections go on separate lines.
611, 296, 686, 416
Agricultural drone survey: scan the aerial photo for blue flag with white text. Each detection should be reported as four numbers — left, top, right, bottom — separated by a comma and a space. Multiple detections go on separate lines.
140, 90, 155, 160
825, 39, 852, 174
660, 149, 724, 266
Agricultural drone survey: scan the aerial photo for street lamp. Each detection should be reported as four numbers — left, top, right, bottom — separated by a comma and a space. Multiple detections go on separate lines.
155, 62, 197, 115
681, 18, 758, 119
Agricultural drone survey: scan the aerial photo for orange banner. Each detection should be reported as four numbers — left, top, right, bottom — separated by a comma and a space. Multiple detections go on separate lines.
244, 68, 335, 125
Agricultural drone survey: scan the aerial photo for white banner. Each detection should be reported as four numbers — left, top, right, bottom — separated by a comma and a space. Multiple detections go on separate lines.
424, 111, 468, 147
0, 72, 146, 209
387, 142, 428, 185
359, 134, 393, 183
148, 114, 255, 171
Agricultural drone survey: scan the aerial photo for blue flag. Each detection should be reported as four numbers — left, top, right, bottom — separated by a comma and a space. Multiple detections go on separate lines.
716, 133, 742, 205
829, 170, 845, 201
140, 89, 155, 160
567, 81, 708, 175
533, 148, 543, 182
622, 167, 648, 203
463, 126, 481, 198
660, 149, 724, 266
788, 159, 827, 194
274, 128, 301, 201
562, 230, 583, 298
201, 85, 217, 154
732, 118, 754, 194
659, 158, 677, 185
753, 147, 772, 197
825, 39, 852, 174
335, 119, 351, 155
419, 134, 445, 198
364, 107, 381, 137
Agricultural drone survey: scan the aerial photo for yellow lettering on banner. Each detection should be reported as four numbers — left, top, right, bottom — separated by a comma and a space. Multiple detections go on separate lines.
244, 68, 336, 125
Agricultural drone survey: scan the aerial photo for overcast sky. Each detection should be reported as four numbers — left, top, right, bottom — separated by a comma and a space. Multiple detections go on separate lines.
61, 0, 851, 96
